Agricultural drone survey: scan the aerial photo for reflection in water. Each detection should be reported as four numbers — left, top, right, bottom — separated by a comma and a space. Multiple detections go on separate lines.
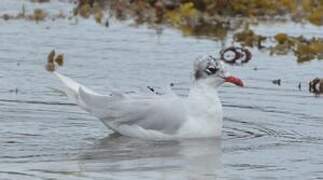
78, 135, 222, 179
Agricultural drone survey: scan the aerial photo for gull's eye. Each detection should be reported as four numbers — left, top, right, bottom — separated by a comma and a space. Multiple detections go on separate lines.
205, 66, 218, 75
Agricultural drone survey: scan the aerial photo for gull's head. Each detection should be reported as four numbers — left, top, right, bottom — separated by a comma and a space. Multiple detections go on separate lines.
193, 55, 244, 88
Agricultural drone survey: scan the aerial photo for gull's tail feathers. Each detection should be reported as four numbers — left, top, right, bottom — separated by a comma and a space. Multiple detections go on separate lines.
54, 72, 95, 112
53, 72, 124, 118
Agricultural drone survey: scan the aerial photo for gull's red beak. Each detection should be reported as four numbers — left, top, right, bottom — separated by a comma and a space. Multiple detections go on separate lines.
225, 76, 244, 87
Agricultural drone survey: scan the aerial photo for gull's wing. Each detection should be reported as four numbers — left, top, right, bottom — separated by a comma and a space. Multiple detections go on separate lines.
79, 87, 187, 134
54, 72, 187, 134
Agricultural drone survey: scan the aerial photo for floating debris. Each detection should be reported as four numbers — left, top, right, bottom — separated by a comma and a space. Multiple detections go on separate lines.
55, 54, 64, 66
147, 86, 155, 93
105, 19, 109, 27
2, 14, 10, 21
46, 62, 56, 72
220, 46, 252, 65
9, 88, 19, 94
272, 79, 281, 86
47, 50, 55, 63
45, 50, 64, 72
147, 86, 161, 95
309, 78, 323, 94
298, 82, 302, 91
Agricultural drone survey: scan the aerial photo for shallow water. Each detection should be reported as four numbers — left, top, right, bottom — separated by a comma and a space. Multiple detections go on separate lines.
1, 1, 323, 179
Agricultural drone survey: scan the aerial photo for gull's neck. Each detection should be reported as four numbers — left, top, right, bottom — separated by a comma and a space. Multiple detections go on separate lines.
183, 80, 223, 137
188, 80, 220, 103
191, 79, 220, 92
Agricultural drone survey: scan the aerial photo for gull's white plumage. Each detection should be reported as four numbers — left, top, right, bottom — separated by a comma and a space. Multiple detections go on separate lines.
52, 56, 242, 140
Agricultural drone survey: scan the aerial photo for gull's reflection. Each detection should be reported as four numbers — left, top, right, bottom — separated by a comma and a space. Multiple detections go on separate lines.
78, 134, 222, 179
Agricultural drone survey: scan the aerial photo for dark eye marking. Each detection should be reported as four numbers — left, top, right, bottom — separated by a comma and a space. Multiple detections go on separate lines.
205, 66, 219, 75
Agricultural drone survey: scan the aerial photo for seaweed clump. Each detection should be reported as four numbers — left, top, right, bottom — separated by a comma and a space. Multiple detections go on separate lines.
70, 0, 323, 41
270, 34, 323, 63
30, 8, 47, 21
70, 0, 323, 63
294, 39, 323, 63
234, 23, 266, 48
74, 0, 105, 24
0, 6, 53, 22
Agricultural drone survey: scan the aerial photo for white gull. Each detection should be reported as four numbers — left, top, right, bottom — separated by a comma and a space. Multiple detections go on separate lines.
52, 56, 243, 140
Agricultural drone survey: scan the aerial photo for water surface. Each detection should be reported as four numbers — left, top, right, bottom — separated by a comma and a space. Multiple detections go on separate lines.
1, 1, 323, 179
